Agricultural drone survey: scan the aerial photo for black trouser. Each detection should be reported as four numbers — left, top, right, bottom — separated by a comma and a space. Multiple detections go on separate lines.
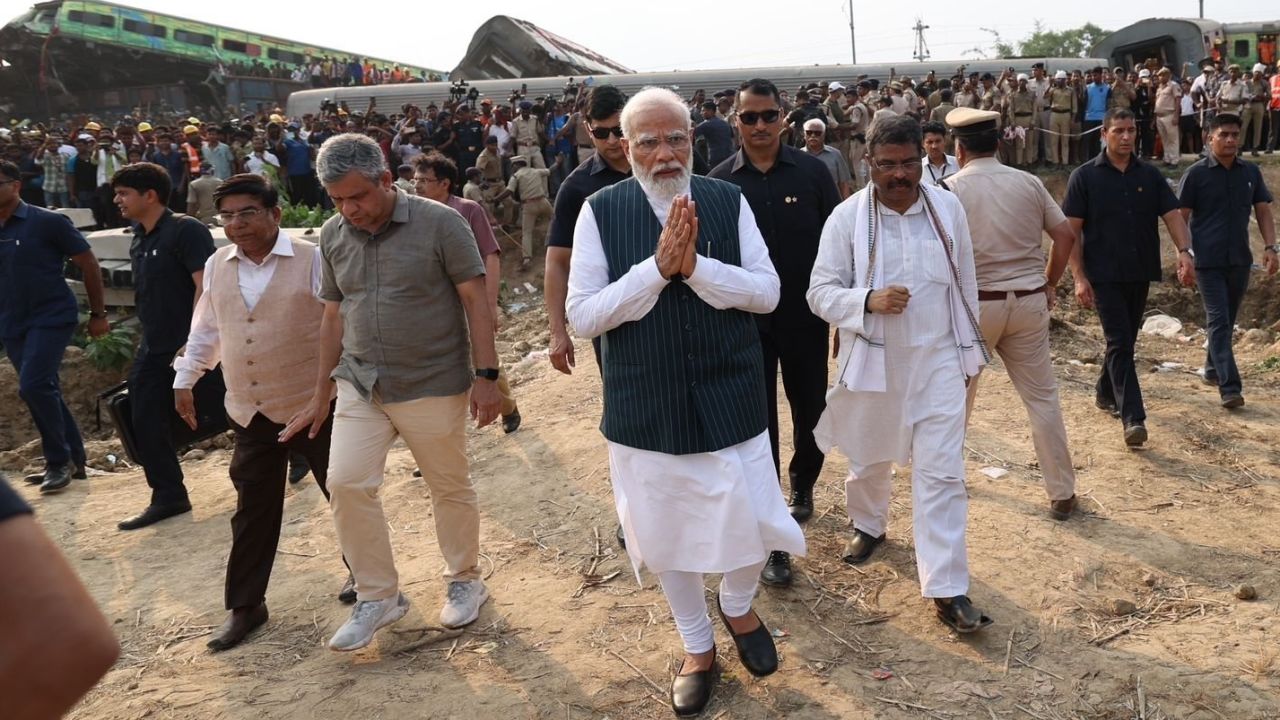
1198, 266, 1251, 397
1092, 281, 1149, 425
3, 324, 85, 468
288, 174, 318, 208
225, 407, 336, 610
1138, 118, 1155, 158
129, 350, 188, 506
759, 322, 828, 492
1083, 120, 1103, 159
1270, 109, 1280, 152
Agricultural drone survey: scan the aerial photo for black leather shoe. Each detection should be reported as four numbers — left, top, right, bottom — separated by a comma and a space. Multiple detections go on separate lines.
715, 598, 778, 677
207, 604, 269, 652
23, 470, 44, 485
117, 502, 192, 531
759, 550, 792, 587
1094, 396, 1120, 418
337, 573, 357, 605
842, 529, 885, 565
934, 595, 992, 633
502, 408, 522, 434
615, 524, 627, 550
788, 485, 814, 523
1123, 422, 1148, 447
38, 464, 73, 494
71, 463, 87, 480
288, 454, 311, 485
1221, 393, 1245, 409
1049, 495, 1076, 521
670, 648, 717, 717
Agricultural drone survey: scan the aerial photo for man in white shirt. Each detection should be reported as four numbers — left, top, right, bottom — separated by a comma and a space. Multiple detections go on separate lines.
243, 137, 280, 183
567, 88, 805, 716
921, 121, 959, 186
173, 174, 353, 652
807, 114, 992, 634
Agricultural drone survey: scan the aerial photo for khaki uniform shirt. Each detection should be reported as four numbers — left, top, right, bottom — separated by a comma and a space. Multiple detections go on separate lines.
507, 167, 550, 201
1154, 82, 1181, 115
1048, 86, 1076, 113
476, 149, 502, 182
980, 86, 1001, 111
1007, 90, 1038, 126
849, 99, 871, 134
1218, 80, 1248, 113
1029, 77, 1052, 110
512, 115, 543, 148
1110, 82, 1136, 109
927, 89, 943, 113
318, 189, 485, 402
1248, 78, 1270, 104
824, 98, 851, 136
955, 90, 978, 109
944, 156, 1066, 291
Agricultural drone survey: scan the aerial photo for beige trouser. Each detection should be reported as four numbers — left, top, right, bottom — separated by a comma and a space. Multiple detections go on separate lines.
496, 369, 517, 417
847, 139, 867, 190
1242, 104, 1265, 150
516, 143, 546, 169
1025, 126, 1039, 164
520, 197, 553, 259
327, 381, 480, 602
1048, 112, 1072, 165
963, 292, 1076, 502
1156, 114, 1180, 165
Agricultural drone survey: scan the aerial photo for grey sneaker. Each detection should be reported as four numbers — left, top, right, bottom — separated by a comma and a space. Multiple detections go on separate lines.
439, 580, 489, 629
327, 592, 410, 651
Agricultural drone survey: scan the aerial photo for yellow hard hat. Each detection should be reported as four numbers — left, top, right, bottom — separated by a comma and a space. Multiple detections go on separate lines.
137, 122, 153, 132
84, 121, 102, 131
183, 125, 200, 135
269, 113, 284, 124
187, 116, 202, 125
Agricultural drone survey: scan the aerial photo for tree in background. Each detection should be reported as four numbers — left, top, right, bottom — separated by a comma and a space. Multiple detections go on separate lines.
967, 22, 1110, 59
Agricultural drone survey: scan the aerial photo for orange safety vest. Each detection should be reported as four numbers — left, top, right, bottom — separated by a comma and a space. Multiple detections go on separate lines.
182, 143, 202, 174
1271, 75, 1280, 111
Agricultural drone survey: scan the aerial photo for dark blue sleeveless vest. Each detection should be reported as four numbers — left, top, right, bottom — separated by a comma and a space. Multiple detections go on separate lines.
587, 175, 767, 455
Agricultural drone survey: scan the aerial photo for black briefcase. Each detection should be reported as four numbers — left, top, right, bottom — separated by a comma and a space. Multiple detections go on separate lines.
97, 366, 230, 465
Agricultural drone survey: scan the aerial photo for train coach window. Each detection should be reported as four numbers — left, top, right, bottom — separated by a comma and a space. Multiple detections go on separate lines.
122, 19, 166, 38
1234, 39, 1250, 58
175, 29, 214, 46
222, 39, 260, 56
268, 48, 307, 65
67, 10, 115, 28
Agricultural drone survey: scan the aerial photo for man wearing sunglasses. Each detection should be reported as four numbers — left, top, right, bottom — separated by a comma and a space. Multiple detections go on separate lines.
808, 114, 992, 635
709, 78, 840, 589
173, 173, 355, 651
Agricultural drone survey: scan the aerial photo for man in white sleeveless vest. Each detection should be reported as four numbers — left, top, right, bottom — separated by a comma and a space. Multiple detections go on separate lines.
173, 174, 353, 652
807, 114, 994, 634
567, 88, 806, 717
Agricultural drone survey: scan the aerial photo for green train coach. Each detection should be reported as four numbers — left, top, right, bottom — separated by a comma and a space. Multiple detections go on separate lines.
7, 0, 442, 77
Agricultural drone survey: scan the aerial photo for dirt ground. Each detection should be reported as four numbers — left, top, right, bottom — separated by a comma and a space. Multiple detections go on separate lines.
6, 162, 1280, 720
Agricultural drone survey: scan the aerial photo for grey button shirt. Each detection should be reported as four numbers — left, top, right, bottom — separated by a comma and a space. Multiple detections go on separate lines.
319, 188, 485, 403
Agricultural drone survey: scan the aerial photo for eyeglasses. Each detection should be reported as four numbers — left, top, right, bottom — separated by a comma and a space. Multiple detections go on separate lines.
869, 159, 923, 173
804, 130, 824, 136
737, 110, 781, 126
630, 132, 690, 154
217, 207, 266, 224
412, 175, 442, 185
589, 125, 623, 139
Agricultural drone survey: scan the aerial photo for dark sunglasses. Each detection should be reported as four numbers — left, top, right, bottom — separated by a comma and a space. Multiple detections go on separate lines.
590, 125, 623, 139
738, 110, 781, 125
804, 130, 824, 136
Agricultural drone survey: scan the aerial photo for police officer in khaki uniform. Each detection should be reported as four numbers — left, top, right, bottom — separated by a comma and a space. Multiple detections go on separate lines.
1216, 65, 1248, 117
823, 82, 853, 164
475, 136, 513, 226
1029, 63, 1052, 164
502, 154, 552, 267
1243, 64, 1270, 155
511, 101, 547, 169
1047, 71, 1076, 167
847, 81, 873, 190
1006, 75, 1039, 167
944, 108, 1080, 521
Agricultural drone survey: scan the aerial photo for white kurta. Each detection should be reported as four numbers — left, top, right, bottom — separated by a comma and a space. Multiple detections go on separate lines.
807, 184, 983, 465
567, 189, 807, 578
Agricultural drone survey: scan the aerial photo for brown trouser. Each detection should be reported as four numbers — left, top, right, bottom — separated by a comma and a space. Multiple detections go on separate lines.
327, 382, 480, 602
1242, 103, 1266, 150
964, 291, 1076, 502
1156, 114, 1181, 164
225, 406, 337, 610
520, 197, 553, 259
1048, 112, 1072, 165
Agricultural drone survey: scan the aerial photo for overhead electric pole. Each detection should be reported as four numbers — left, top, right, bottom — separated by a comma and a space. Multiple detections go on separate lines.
849, 0, 857, 64
912, 19, 931, 63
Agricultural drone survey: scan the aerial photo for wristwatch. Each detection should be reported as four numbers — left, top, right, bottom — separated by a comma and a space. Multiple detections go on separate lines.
89, 310, 108, 319
1265, 244, 1280, 254
474, 368, 500, 381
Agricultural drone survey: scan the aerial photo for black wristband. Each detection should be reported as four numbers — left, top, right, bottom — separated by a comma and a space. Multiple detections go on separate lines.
474, 368, 499, 381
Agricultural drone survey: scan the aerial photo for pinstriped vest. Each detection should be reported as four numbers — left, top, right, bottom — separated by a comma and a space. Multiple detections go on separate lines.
589, 176, 767, 455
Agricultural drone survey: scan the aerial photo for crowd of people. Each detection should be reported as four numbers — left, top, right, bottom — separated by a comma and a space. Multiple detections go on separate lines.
0, 58, 1278, 718
211, 56, 442, 87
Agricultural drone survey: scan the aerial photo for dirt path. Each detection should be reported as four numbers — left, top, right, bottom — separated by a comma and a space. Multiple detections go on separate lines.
7, 162, 1280, 719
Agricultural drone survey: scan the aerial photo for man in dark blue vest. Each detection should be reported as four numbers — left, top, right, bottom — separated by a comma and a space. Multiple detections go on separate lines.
567, 88, 806, 718
711, 78, 841, 589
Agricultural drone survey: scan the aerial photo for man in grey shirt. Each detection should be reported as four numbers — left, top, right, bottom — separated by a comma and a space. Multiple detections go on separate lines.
282, 133, 501, 652
802, 119, 852, 198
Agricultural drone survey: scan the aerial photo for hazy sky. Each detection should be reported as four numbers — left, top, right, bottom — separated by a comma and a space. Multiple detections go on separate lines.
0, 1, 1273, 73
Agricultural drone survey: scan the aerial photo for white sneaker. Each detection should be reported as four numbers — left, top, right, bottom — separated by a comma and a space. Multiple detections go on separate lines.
327, 592, 410, 651
439, 580, 489, 628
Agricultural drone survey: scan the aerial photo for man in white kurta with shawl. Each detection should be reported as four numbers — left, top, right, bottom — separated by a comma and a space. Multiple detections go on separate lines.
807, 114, 994, 634
567, 88, 806, 717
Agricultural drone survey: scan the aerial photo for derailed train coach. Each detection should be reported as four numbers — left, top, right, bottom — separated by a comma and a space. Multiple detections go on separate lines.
1093, 17, 1279, 74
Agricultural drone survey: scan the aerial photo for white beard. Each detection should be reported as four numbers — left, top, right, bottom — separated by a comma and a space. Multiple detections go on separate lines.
634, 158, 692, 202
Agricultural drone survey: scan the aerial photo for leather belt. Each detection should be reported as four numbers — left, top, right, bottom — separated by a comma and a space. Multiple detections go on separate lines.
1014, 112, 1033, 116
1051, 108, 1072, 113
978, 285, 1046, 301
